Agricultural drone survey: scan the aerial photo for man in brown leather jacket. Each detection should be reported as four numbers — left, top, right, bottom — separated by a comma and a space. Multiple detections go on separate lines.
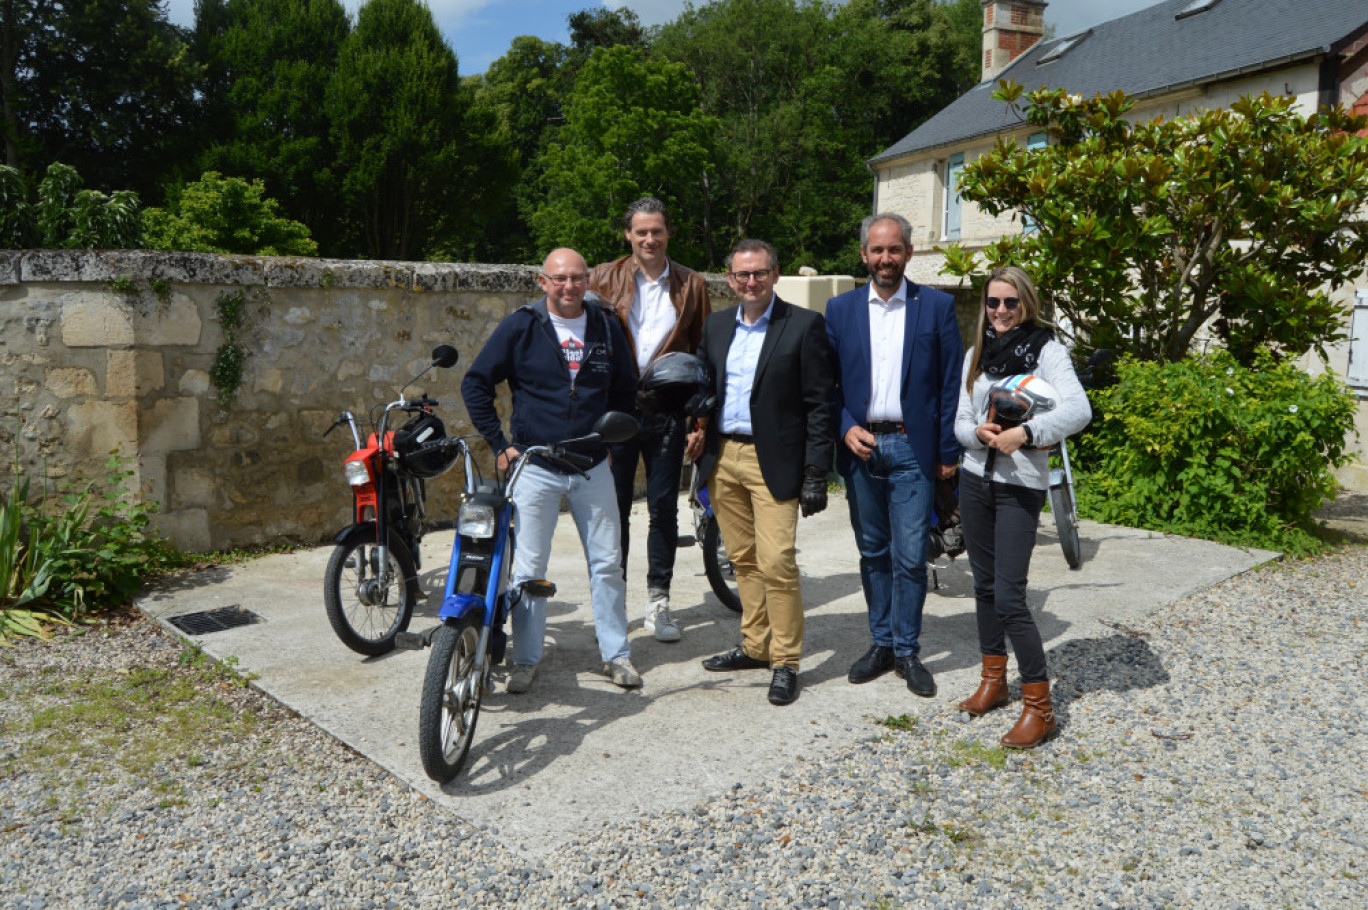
588, 197, 711, 642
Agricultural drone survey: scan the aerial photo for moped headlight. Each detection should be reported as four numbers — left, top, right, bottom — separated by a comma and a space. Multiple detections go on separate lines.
344, 460, 372, 486
458, 501, 497, 539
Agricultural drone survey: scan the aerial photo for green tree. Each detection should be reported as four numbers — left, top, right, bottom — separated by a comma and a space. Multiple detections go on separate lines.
0, 163, 141, 250
0, 0, 199, 199
463, 36, 569, 263
653, 0, 979, 270
197, 0, 351, 254
325, 0, 515, 260
141, 171, 317, 256
942, 83, 1368, 365
530, 45, 718, 265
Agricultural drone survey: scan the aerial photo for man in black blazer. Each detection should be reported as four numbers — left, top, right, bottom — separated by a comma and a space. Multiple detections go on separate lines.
684, 238, 836, 706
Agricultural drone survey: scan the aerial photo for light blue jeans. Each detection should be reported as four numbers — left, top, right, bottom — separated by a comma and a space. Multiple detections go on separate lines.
509, 459, 630, 666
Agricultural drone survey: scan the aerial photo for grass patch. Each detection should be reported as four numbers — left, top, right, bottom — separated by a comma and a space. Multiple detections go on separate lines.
3, 646, 262, 786
875, 713, 917, 732
947, 738, 1008, 770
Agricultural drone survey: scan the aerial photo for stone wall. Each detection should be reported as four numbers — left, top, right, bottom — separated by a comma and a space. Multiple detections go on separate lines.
0, 250, 735, 552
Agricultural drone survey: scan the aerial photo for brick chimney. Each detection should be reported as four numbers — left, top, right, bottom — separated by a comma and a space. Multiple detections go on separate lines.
981, 0, 1048, 82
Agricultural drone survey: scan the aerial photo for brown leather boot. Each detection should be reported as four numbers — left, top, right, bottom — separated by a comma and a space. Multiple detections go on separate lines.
958, 654, 1010, 716
1000, 680, 1057, 749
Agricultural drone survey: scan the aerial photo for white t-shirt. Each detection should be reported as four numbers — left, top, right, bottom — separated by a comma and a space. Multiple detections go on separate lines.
549, 310, 588, 381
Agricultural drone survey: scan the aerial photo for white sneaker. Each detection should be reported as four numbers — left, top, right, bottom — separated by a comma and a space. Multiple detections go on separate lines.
604, 658, 643, 688
506, 663, 537, 694
644, 597, 682, 643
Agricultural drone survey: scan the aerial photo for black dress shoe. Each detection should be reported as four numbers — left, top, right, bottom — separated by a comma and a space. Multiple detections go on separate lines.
768, 667, 799, 706
895, 654, 936, 697
702, 647, 769, 672
847, 645, 895, 684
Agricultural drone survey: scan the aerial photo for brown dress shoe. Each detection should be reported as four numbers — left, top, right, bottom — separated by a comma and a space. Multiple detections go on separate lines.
958, 654, 1010, 717
1000, 680, 1057, 749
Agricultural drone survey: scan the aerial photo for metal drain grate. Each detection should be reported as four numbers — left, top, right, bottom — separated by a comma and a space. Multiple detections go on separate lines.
167, 606, 263, 636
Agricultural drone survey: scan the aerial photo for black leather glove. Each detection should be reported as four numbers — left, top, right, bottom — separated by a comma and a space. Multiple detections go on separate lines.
800, 465, 828, 518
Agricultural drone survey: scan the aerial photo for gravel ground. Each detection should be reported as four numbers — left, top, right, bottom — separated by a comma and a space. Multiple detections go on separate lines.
3, 541, 1366, 910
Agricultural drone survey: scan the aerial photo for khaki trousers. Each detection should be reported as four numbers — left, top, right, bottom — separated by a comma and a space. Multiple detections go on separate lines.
708, 438, 803, 669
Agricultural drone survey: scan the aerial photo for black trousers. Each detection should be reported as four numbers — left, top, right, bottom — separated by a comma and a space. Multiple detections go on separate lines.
958, 470, 1049, 683
609, 413, 687, 596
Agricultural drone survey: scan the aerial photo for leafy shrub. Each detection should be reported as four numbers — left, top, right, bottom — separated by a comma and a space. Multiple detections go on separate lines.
141, 171, 317, 257
0, 163, 142, 250
1076, 352, 1357, 555
0, 457, 180, 639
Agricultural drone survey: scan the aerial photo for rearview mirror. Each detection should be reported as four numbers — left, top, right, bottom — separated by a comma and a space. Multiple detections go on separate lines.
432, 344, 459, 369
592, 411, 639, 445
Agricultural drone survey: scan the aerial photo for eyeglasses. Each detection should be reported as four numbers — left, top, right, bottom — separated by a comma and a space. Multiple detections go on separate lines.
729, 269, 774, 283
542, 273, 588, 286
986, 296, 1021, 311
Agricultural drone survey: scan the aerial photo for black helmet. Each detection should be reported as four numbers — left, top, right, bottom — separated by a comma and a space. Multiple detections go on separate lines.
395, 412, 459, 479
987, 374, 1059, 429
638, 352, 714, 418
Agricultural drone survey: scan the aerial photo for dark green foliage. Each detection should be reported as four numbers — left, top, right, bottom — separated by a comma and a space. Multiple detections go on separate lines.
209, 289, 251, 407
0, 164, 142, 250
197, 0, 351, 253
141, 171, 318, 256
0, 0, 200, 199
1077, 353, 1358, 554
325, 0, 515, 260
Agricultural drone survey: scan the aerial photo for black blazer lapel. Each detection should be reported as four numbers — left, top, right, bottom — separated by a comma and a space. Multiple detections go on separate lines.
752, 297, 791, 391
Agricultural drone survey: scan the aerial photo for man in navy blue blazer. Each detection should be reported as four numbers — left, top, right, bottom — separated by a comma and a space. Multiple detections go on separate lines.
825, 213, 963, 697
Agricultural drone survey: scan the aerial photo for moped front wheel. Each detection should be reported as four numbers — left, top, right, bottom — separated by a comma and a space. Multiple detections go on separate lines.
323, 530, 417, 655
418, 614, 485, 783
701, 516, 742, 614
1048, 482, 1082, 570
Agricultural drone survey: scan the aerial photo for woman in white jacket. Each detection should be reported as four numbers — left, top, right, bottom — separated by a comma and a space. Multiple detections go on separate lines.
954, 266, 1091, 749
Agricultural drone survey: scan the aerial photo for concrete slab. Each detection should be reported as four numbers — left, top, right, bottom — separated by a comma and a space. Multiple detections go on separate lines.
136, 493, 1276, 858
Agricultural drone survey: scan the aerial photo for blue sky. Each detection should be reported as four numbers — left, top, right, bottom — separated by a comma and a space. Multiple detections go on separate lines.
164, 0, 1156, 77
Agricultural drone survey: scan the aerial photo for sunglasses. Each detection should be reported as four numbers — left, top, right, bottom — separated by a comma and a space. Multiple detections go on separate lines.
986, 296, 1021, 311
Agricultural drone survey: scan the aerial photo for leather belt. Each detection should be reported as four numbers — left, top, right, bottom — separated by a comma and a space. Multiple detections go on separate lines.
867, 421, 905, 435
721, 432, 755, 444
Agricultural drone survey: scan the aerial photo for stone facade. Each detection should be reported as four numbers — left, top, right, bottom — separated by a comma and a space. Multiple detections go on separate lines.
0, 250, 736, 551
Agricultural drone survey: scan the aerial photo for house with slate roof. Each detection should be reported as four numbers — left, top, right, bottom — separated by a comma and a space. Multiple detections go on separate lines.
870, 0, 1368, 488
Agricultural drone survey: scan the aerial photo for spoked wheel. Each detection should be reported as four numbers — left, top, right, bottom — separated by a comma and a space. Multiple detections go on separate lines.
323, 530, 417, 655
1049, 482, 1082, 570
418, 614, 486, 783
701, 515, 742, 614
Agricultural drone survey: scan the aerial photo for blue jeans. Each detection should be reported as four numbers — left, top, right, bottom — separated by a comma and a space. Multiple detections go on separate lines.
842, 431, 933, 657
609, 414, 687, 597
508, 460, 630, 666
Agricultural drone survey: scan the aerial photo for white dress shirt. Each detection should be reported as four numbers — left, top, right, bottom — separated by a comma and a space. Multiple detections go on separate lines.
628, 264, 677, 374
867, 279, 907, 421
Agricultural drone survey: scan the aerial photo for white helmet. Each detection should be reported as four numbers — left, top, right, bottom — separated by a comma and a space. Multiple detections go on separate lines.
987, 374, 1059, 429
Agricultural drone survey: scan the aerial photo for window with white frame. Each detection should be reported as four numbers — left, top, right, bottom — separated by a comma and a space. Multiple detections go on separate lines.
944, 153, 964, 241
1347, 290, 1368, 392
1022, 133, 1047, 233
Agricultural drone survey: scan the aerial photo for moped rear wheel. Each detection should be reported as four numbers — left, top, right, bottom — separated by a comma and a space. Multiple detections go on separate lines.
701, 516, 743, 614
418, 614, 485, 783
323, 530, 417, 655
1048, 482, 1082, 570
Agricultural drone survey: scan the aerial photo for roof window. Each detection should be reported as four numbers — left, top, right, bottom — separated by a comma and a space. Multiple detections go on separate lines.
1037, 30, 1089, 65
1176, 0, 1222, 18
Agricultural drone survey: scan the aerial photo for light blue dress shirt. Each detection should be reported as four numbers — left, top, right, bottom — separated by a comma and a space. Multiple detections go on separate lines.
719, 296, 775, 434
